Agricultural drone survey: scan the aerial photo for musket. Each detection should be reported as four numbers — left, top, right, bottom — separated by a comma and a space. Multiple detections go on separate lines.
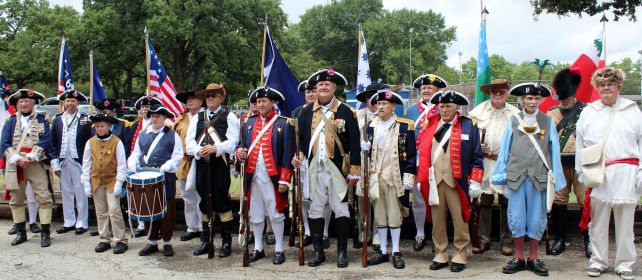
294, 119, 305, 266
361, 112, 370, 268
206, 117, 215, 259
545, 212, 552, 255
469, 128, 485, 249
239, 115, 250, 267
288, 170, 296, 248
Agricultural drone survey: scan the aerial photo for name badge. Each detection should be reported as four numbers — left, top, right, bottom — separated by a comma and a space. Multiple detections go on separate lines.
461, 134, 469, 141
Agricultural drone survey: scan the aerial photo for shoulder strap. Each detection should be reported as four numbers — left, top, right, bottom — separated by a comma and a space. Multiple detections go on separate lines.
247, 116, 278, 156
431, 125, 452, 166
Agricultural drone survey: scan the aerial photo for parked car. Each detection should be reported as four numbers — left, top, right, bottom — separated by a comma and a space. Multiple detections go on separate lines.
120, 99, 139, 121
36, 97, 96, 121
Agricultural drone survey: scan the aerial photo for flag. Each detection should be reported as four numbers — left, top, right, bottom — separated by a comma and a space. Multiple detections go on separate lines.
539, 28, 605, 112
146, 33, 184, 123
0, 72, 10, 170
57, 37, 74, 95
356, 27, 371, 109
475, 20, 491, 106
263, 25, 304, 117
90, 52, 107, 103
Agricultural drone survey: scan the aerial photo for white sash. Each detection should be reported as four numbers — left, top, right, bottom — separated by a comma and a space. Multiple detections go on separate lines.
247, 115, 278, 156
414, 103, 431, 129
427, 125, 452, 206
143, 130, 165, 164
308, 109, 335, 159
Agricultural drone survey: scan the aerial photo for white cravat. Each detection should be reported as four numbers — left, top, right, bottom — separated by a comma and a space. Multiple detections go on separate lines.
20, 114, 33, 132
375, 116, 395, 147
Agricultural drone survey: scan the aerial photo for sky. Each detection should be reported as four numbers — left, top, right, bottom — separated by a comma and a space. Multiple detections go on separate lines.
51, 0, 642, 70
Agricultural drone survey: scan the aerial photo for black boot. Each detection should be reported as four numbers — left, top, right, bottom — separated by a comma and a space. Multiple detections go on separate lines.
11, 222, 27, 246
582, 230, 592, 259
194, 222, 210, 256
219, 221, 232, 258
307, 218, 326, 267
40, 224, 51, 247
551, 204, 566, 255
335, 217, 350, 268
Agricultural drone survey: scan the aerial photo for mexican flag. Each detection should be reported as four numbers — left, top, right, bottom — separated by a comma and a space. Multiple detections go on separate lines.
475, 20, 491, 106
539, 28, 605, 112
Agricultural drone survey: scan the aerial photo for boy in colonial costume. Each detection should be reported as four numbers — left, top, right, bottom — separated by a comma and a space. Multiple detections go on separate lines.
416, 91, 483, 273
93, 98, 130, 145
236, 87, 295, 264
128, 104, 183, 257
404, 73, 447, 252
51, 90, 92, 235
1, 89, 53, 247
492, 83, 566, 276
362, 89, 416, 269
80, 113, 128, 254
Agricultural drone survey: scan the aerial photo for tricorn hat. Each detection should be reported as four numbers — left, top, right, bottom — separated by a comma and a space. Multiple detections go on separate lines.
94, 98, 121, 110
58, 90, 88, 102
509, 82, 552, 97
307, 68, 348, 86
248, 87, 285, 103
8, 89, 46, 106
413, 74, 448, 89
356, 82, 390, 103
146, 104, 175, 119
430, 91, 469, 106
369, 89, 404, 105
134, 95, 162, 110
89, 113, 119, 124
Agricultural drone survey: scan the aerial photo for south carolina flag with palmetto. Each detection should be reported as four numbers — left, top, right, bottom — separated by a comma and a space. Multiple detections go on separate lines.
539, 28, 605, 112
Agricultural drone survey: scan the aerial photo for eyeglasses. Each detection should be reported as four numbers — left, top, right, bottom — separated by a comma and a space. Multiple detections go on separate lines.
596, 83, 617, 89
490, 88, 508, 95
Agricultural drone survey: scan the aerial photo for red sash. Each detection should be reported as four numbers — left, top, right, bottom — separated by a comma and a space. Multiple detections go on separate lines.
17, 147, 33, 182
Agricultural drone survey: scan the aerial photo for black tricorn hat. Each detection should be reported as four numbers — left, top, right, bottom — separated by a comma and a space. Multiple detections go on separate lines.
94, 98, 121, 110
413, 74, 448, 89
307, 68, 348, 86
89, 113, 119, 124
146, 104, 175, 119
134, 95, 162, 110
8, 89, 46, 106
58, 90, 88, 102
509, 82, 552, 97
356, 82, 390, 103
430, 90, 469, 106
248, 87, 285, 103
552, 68, 581, 100
369, 89, 404, 105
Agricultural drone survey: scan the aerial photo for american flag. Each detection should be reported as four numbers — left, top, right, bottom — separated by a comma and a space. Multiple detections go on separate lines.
57, 37, 74, 95
146, 34, 184, 124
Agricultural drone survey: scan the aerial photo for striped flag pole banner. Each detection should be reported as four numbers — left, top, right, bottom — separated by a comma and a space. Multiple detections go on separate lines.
474, 9, 491, 106
356, 25, 372, 109
57, 36, 74, 96
145, 31, 185, 124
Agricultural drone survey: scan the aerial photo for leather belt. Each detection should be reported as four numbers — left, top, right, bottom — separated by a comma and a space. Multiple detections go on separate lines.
482, 152, 498, 161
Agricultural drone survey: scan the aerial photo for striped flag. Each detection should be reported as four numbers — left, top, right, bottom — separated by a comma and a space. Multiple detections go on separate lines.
356, 26, 371, 109
57, 37, 74, 95
475, 20, 491, 106
145, 33, 184, 123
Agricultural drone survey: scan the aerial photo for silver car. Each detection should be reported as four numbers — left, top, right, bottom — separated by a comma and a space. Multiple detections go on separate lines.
36, 97, 96, 121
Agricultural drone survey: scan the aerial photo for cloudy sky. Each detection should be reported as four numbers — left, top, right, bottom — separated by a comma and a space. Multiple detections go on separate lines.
51, 0, 642, 69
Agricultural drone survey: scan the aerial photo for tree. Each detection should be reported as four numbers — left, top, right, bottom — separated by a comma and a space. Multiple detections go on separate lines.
609, 57, 642, 94
531, 0, 642, 21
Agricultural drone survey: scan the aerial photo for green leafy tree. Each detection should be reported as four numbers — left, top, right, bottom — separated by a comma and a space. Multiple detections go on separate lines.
530, 0, 642, 21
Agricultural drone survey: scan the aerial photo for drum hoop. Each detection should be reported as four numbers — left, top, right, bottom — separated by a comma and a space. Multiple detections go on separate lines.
126, 169, 165, 185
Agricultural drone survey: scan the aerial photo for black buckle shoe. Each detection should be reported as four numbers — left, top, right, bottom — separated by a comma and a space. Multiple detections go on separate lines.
323, 235, 331, 249
29, 223, 41, 233
193, 241, 209, 256
134, 229, 146, 238
11, 231, 27, 246
413, 236, 426, 251
219, 242, 231, 258
527, 259, 549, 276
95, 242, 111, 253
367, 252, 389, 265
550, 239, 566, 255
297, 235, 312, 247
90, 230, 99, 236
8, 224, 18, 235
180, 231, 201, 241
163, 244, 175, 256
138, 244, 159, 256
273, 251, 286, 265
503, 258, 526, 274
450, 262, 465, 272
56, 226, 75, 234
75, 228, 87, 235
337, 249, 349, 268
392, 252, 405, 269
266, 232, 276, 245
353, 240, 363, 249
40, 228, 51, 247
308, 250, 326, 267
113, 242, 128, 254
249, 249, 265, 262
247, 232, 255, 244
429, 261, 449, 270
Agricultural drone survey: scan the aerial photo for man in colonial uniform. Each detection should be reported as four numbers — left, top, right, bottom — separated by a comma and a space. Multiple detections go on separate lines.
362, 89, 416, 269
353, 82, 388, 250
492, 83, 566, 276
51, 90, 92, 235
291, 80, 332, 248
94, 98, 130, 151
186, 83, 240, 258
546, 68, 590, 257
1, 89, 53, 247
468, 79, 519, 256
174, 91, 204, 241
416, 91, 483, 273
80, 113, 128, 254
404, 73, 447, 252
129, 104, 183, 257
292, 69, 361, 268
236, 87, 294, 264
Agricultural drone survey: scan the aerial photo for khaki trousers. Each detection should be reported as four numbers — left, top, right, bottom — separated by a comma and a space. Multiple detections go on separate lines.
430, 181, 470, 264
93, 185, 127, 243
373, 176, 403, 228
10, 162, 52, 224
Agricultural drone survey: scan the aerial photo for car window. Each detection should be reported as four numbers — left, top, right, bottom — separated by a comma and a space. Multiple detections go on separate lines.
42, 98, 59, 105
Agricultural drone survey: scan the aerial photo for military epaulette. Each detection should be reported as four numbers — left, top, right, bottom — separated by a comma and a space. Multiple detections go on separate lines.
285, 117, 296, 126
396, 117, 415, 131
471, 118, 479, 126
119, 118, 132, 127
36, 112, 47, 119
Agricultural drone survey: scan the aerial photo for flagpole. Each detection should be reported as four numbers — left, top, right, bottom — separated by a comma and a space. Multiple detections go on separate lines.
259, 16, 268, 86
145, 27, 151, 96
358, 24, 362, 87
89, 51, 94, 114
58, 36, 66, 113
600, 14, 608, 64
